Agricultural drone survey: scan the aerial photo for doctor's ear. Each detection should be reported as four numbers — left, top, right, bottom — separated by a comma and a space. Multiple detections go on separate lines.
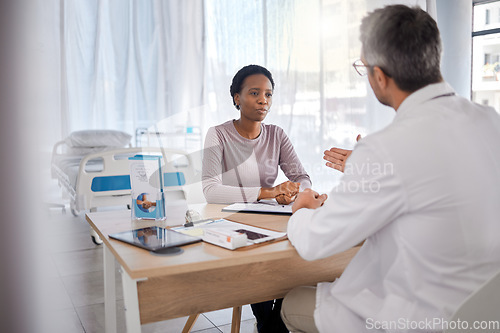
372, 66, 389, 89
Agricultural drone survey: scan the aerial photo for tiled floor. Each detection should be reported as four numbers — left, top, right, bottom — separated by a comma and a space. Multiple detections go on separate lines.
44, 180, 257, 333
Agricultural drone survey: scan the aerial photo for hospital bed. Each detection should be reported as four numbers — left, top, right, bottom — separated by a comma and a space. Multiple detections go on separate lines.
51, 130, 201, 244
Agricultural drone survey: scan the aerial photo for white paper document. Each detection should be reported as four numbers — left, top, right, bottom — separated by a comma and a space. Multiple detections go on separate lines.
222, 200, 293, 215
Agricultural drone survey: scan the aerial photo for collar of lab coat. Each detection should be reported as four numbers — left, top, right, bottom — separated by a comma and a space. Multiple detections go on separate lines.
395, 81, 456, 118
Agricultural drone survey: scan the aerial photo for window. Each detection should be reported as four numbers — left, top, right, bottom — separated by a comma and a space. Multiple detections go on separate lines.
472, 0, 500, 113
205, 0, 426, 192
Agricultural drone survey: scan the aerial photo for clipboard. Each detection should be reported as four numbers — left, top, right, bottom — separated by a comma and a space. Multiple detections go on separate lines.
222, 200, 293, 215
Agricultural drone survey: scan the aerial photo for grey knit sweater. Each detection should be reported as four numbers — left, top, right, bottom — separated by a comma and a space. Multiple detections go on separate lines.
202, 120, 311, 204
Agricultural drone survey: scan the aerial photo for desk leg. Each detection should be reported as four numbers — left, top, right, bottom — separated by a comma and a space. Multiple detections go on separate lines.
103, 245, 117, 333
231, 306, 242, 333
121, 268, 142, 333
182, 314, 200, 333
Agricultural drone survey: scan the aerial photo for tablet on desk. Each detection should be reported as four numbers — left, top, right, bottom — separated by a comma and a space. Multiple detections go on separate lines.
109, 226, 202, 254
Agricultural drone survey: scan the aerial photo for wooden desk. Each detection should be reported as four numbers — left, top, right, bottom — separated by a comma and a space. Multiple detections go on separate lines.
86, 204, 359, 332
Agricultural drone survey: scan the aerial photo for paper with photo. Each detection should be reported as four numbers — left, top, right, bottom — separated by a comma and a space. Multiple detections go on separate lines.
173, 218, 286, 246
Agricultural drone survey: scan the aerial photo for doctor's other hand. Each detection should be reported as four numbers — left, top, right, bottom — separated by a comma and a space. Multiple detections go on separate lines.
324, 134, 361, 172
292, 188, 328, 214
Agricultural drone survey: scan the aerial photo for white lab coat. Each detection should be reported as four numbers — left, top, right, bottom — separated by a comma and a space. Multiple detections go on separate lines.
288, 82, 500, 332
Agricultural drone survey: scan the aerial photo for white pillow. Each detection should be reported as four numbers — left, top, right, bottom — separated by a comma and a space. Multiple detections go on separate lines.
65, 130, 132, 148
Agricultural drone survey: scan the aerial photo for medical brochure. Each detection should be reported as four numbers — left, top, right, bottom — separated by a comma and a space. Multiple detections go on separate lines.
172, 218, 287, 250
128, 155, 166, 220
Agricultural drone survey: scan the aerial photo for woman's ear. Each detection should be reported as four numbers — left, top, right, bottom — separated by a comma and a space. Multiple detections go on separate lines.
234, 93, 240, 109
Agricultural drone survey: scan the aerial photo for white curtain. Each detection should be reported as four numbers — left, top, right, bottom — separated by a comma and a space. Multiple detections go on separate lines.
61, 0, 204, 137
54, 0, 433, 192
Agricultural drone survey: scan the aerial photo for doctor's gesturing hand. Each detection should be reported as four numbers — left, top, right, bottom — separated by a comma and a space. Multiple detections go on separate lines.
323, 134, 362, 172
291, 188, 328, 214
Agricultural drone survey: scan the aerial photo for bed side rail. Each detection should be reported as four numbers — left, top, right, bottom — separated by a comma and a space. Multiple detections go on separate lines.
74, 147, 198, 211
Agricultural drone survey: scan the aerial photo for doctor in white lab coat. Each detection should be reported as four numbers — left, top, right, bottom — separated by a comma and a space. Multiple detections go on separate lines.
281, 5, 500, 333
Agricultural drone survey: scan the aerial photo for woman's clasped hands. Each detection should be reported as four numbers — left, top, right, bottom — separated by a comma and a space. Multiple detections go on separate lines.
259, 180, 301, 205
274, 181, 301, 204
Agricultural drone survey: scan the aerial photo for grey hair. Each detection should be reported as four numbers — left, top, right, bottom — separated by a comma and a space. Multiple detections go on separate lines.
360, 5, 442, 92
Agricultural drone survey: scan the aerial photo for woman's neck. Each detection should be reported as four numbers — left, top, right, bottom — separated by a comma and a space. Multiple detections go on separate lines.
233, 118, 261, 139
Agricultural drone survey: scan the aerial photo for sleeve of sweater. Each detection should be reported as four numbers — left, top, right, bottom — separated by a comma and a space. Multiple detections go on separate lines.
201, 127, 261, 204
277, 127, 312, 190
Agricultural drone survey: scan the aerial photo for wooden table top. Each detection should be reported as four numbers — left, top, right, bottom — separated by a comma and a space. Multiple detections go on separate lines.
86, 203, 301, 280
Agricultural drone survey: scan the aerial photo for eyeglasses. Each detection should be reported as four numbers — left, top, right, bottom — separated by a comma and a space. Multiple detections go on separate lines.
352, 59, 370, 76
